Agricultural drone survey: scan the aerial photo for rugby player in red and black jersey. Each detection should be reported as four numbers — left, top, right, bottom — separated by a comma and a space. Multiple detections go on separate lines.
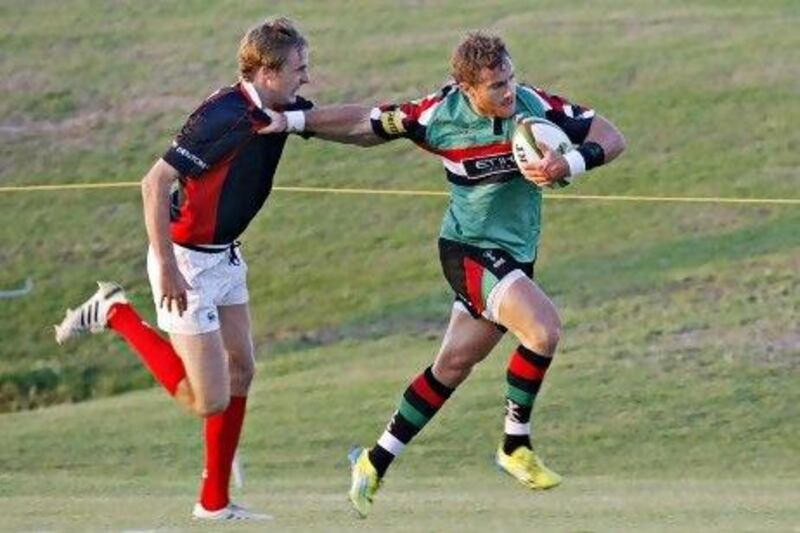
54, 17, 313, 521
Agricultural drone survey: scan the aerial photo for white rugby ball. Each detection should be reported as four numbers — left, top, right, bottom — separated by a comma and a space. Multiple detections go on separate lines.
511, 117, 575, 188
511, 117, 573, 167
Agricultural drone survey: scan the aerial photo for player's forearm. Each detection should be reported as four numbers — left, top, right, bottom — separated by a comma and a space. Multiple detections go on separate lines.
141, 159, 179, 267
584, 115, 626, 164
556, 114, 625, 181
291, 105, 386, 146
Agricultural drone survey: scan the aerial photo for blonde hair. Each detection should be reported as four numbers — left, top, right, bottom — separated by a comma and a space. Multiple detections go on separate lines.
238, 17, 307, 81
451, 31, 509, 86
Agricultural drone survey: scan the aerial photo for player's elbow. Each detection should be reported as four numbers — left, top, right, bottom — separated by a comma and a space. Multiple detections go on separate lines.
141, 159, 178, 199
611, 131, 627, 160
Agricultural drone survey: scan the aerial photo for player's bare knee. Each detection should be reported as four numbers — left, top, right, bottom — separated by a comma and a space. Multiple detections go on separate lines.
434, 348, 474, 386
520, 321, 561, 356
230, 367, 255, 394
194, 396, 230, 417
229, 352, 255, 387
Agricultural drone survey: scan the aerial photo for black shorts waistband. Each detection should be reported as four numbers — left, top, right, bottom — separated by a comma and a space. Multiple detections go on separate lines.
175, 243, 228, 253
175, 242, 236, 254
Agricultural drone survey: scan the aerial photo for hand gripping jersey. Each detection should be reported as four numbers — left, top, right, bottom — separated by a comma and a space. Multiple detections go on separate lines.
163, 82, 313, 246
371, 83, 594, 262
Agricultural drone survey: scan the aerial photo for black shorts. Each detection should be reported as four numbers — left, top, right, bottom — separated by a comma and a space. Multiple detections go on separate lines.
438, 238, 534, 323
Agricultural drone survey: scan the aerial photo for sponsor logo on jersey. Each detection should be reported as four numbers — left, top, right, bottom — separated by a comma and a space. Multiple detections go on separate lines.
462, 153, 517, 179
172, 142, 209, 171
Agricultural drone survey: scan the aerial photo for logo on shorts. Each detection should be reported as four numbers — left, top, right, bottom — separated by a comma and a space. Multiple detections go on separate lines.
483, 250, 506, 269
206, 311, 217, 323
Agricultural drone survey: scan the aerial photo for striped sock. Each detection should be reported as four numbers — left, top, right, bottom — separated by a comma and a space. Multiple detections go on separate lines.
368, 366, 453, 477
503, 345, 552, 454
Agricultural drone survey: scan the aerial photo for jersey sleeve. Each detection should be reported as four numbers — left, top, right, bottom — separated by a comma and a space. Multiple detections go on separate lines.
369, 85, 452, 147
162, 93, 255, 177
525, 85, 596, 144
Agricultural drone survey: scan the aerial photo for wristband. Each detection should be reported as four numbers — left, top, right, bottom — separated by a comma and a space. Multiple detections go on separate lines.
576, 141, 605, 170
563, 150, 586, 177
285, 111, 306, 133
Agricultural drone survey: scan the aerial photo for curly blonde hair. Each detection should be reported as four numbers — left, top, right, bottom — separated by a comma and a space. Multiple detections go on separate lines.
451, 32, 509, 86
238, 17, 307, 81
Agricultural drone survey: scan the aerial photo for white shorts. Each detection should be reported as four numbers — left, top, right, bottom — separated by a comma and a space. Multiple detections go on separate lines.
146, 244, 249, 335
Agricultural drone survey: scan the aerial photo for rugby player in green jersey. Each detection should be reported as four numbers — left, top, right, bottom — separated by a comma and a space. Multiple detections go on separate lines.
263, 31, 625, 517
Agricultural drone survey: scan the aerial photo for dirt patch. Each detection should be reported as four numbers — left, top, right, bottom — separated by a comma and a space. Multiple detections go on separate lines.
0, 70, 52, 94
648, 321, 800, 370
0, 95, 195, 140
256, 315, 447, 355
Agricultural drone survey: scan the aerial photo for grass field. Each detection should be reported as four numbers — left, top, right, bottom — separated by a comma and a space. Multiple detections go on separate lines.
1, 0, 798, 530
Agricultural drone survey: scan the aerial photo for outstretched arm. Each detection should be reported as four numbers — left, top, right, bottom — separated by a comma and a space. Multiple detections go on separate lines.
260, 105, 387, 146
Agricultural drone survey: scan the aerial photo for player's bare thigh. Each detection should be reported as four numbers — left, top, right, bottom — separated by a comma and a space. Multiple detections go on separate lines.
218, 303, 256, 397
170, 330, 231, 416
497, 276, 561, 356
432, 303, 505, 388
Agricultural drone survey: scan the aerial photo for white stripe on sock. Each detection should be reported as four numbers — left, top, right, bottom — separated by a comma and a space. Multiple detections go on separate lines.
504, 419, 531, 435
377, 431, 406, 456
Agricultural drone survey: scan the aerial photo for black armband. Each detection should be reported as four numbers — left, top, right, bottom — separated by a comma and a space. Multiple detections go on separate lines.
576, 141, 606, 170
370, 107, 407, 140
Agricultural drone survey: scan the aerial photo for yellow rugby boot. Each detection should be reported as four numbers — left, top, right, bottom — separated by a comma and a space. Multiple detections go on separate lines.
348, 447, 381, 518
495, 444, 562, 490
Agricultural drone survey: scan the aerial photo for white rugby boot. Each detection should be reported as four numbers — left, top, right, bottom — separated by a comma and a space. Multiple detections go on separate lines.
192, 502, 273, 521
54, 281, 127, 344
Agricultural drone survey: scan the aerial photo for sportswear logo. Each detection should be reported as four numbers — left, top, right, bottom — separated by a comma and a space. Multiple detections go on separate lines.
505, 399, 522, 422
483, 250, 506, 269
386, 411, 399, 432
207, 311, 217, 322
172, 142, 209, 171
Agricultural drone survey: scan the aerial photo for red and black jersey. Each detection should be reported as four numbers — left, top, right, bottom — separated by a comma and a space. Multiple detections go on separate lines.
162, 82, 313, 245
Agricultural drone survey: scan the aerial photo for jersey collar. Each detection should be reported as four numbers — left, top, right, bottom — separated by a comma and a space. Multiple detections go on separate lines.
240, 80, 264, 110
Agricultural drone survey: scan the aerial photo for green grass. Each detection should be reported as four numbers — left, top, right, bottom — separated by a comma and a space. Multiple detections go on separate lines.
0, 335, 798, 530
0, 0, 798, 529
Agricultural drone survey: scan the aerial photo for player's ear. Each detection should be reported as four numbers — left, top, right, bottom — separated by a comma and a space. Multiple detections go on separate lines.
459, 80, 476, 100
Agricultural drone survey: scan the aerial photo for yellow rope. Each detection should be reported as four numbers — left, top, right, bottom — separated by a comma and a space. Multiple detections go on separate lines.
0, 182, 798, 205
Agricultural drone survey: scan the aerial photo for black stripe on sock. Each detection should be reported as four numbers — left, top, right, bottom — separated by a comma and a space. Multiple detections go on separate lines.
388, 412, 419, 444
403, 388, 437, 419
506, 372, 543, 395
503, 434, 532, 455
423, 366, 454, 398
368, 445, 394, 478
516, 345, 552, 369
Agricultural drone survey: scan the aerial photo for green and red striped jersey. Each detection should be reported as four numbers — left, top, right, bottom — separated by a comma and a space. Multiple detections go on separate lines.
371, 83, 594, 262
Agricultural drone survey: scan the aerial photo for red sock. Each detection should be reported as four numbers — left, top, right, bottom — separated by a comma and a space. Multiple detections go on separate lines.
107, 303, 186, 395
200, 396, 248, 510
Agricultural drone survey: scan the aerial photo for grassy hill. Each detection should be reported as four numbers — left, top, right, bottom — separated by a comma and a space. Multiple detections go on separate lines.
0, 0, 798, 529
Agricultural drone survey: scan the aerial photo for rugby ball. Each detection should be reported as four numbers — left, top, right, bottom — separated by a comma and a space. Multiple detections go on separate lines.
511, 117, 574, 187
